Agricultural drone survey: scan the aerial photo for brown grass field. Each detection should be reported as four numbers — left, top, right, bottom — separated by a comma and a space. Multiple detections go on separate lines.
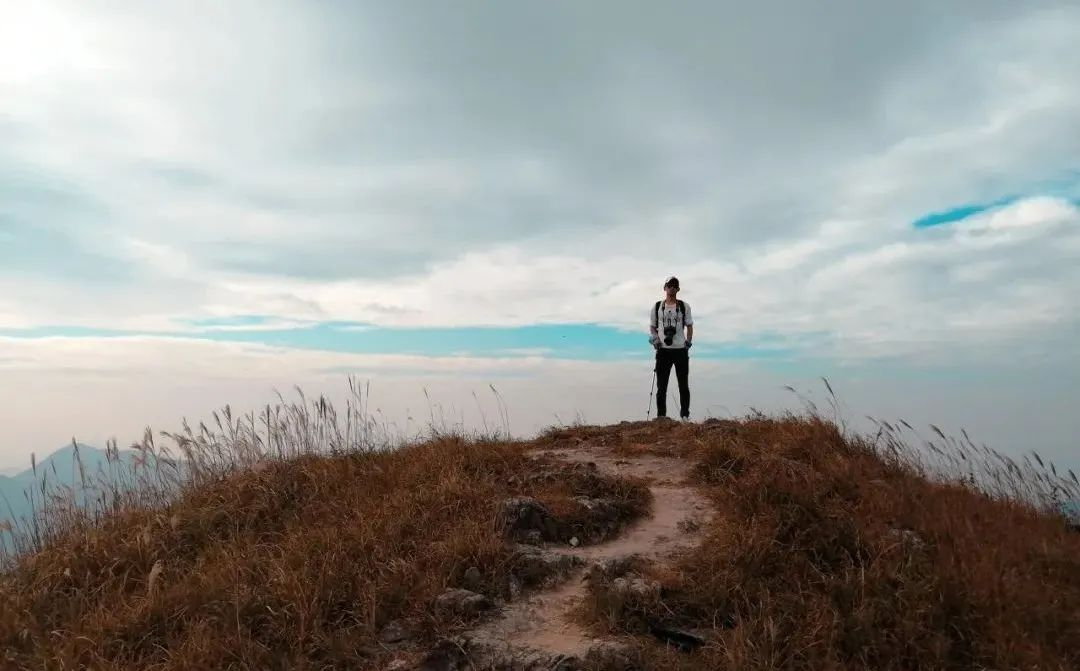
1, 380, 1077, 669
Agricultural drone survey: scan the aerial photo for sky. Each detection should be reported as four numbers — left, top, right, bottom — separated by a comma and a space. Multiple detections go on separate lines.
1, 1, 1078, 474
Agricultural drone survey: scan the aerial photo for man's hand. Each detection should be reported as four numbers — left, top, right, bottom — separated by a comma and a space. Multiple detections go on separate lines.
685, 340, 692, 350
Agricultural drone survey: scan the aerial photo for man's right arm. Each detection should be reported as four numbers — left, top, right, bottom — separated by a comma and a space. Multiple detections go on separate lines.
649, 306, 660, 347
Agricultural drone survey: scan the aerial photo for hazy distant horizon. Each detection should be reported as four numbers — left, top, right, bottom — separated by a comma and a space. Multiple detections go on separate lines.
2, 2, 1079, 475
2, 359, 1077, 478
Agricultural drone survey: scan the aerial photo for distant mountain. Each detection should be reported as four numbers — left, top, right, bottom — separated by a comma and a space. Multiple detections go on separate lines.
3, 444, 101, 527
8, 443, 125, 481
1062, 500, 1080, 529
1, 443, 174, 546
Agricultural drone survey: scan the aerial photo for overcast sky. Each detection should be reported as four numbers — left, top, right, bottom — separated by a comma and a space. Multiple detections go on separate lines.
1, 1, 1078, 473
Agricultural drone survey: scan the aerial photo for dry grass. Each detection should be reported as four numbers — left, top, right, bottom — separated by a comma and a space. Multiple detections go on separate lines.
3, 378, 1078, 670
0, 381, 648, 670
565, 412, 1080, 670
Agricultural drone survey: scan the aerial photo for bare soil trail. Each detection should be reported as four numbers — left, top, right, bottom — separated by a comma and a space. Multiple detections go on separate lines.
458, 440, 713, 666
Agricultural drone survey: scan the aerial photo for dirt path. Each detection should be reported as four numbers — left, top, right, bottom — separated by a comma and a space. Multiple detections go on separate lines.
464, 443, 713, 662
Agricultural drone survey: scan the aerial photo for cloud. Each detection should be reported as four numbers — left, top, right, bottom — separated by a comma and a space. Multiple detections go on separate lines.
2, 1, 1080, 473
8, 193, 1074, 372
170, 196, 1075, 367
0, 335, 547, 377
4, 1, 1078, 288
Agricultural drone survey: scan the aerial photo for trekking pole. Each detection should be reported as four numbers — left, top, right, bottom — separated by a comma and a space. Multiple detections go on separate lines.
647, 368, 656, 420
646, 343, 658, 420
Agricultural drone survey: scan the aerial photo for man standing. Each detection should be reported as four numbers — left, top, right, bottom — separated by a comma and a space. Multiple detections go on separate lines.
649, 276, 693, 421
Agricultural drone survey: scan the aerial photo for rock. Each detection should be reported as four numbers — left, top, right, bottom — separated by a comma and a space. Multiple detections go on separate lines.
570, 496, 627, 541
542, 515, 559, 539
586, 640, 641, 669
524, 469, 557, 485
421, 636, 584, 671
610, 577, 661, 601
507, 574, 523, 601
574, 496, 621, 516
569, 536, 580, 547
378, 620, 413, 645
499, 497, 558, 541
586, 555, 644, 582
434, 589, 493, 617
418, 639, 469, 671
677, 517, 702, 533
463, 566, 483, 591
522, 530, 544, 546
649, 623, 708, 652
512, 545, 585, 587
551, 655, 587, 670
590, 575, 664, 633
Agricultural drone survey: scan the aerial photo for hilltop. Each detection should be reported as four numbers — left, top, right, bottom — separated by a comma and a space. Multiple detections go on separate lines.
1, 402, 1078, 670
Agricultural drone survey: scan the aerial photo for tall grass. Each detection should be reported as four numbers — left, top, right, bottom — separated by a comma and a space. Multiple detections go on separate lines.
785, 378, 1080, 518
0, 376, 512, 567
866, 415, 1080, 513
2, 374, 1076, 670
1, 377, 642, 670
553, 405, 1080, 669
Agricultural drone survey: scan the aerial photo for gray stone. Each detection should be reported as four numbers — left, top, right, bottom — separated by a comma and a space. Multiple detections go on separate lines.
421, 636, 587, 671
463, 566, 483, 591
499, 497, 558, 542
649, 623, 708, 652
572, 497, 625, 539
610, 577, 661, 601
434, 588, 494, 617
586, 555, 645, 582
512, 544, 585, 587
586, 640, 641, 669
378, 619, 413, 645
507, 574, 523, 601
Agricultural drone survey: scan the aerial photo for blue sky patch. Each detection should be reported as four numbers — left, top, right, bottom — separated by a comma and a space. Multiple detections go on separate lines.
1, 320, 794, 362
912, 195, 1019, 229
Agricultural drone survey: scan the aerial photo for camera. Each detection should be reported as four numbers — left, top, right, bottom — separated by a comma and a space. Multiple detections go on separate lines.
663, 325, 676, 346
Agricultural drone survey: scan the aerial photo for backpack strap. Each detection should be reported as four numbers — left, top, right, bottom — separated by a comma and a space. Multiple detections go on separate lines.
656, 300, 686, 324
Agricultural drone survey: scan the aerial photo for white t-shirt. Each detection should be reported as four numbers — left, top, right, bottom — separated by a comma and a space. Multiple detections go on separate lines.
651, 300, 693, 349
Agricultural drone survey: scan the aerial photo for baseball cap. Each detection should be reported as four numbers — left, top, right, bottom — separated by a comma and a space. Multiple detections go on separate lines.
664, 276, 680, 289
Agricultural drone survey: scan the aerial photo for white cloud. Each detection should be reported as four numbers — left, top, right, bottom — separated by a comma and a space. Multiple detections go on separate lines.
0, 336, 547, 377
169, 197, 1076, 366
2, 1, 1080, 473
956, 197, 1076, 242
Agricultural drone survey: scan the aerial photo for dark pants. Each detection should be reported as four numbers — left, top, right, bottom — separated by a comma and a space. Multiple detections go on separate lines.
655, 347, 690, 418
